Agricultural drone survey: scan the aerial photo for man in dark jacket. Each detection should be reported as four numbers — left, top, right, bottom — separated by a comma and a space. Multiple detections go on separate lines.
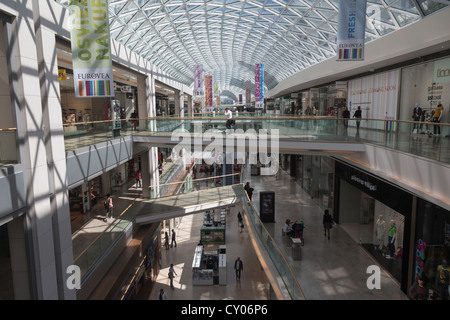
244, 182, 254, 201
342, 107, 350, 130
234, 257, 243, 280
353, 106, 362, 130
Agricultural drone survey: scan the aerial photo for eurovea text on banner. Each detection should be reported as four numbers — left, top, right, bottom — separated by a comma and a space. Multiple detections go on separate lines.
68, 0, 114, 98
337, 0, 367, 61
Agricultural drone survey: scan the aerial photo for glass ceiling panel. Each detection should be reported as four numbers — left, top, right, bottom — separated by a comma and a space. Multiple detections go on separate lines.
55, 0, 447, 98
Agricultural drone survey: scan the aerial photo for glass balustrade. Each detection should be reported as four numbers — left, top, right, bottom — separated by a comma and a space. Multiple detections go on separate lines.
242, 198, 305, 300
62, 116, 450, 163
0, 129, 18, 167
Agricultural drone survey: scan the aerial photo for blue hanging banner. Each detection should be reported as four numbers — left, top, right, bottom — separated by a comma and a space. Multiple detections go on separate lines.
336, 0, 367, 61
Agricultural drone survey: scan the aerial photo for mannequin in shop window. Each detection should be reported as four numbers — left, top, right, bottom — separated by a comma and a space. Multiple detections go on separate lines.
412, 103, 422, 133
387, 220, 397, 259
435, 259, 450, 300
432, 103, 444, 136
375, 214, 386, 252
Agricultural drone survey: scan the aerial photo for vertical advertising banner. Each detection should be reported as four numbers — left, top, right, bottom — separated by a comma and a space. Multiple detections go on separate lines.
246, 81, 251, 104
68, 0, 115, 98
255, 64, 260, 102
259, 63, 264, 102
239, 94, 242, 104
337, 0, 367, 61
205, 75, 213, 107
194, 65, 204, 96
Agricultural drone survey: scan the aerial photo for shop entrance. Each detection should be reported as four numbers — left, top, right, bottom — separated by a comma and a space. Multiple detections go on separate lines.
338, 179, 404, 282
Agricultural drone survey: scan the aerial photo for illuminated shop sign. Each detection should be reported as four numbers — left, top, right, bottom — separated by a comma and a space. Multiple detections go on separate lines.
434, 58, 450, 83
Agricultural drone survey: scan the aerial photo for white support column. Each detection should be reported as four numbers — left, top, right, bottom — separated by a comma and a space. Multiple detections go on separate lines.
6, 1, 59, 300
174, 89, 181, 116
138, 71, 159, 198
187, 95, 193, 116
137, 72, 156, 131
141, 148, 159, 198
32, 0, 76, 300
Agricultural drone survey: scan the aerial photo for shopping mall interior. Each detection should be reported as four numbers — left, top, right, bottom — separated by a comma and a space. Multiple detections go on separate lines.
0, 0, 449, 305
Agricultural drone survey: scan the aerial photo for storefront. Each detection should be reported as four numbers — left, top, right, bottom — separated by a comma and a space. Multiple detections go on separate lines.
399, 55, 450, 136
156, 92, 169, 116
334, 161, 413, 293
413, 199, 450, 300
57, 46, 138, 129
290, 155, 334, 212
347, 69, 400, 130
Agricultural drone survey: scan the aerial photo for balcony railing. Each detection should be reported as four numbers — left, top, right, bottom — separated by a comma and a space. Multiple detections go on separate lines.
63, 116, 450, 164
0, 128, 18, 168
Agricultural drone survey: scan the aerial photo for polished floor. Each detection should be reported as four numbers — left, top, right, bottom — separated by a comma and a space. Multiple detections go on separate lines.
70, 161, 409, 299
144, 166, 408, 300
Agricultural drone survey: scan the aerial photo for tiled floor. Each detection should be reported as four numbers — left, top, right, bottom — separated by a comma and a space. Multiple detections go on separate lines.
246, 169, 407, 300
148, 205, 271, 300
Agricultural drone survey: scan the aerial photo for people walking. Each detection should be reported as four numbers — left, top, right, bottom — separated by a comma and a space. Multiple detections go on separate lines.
130, 109, 138, 131
234, 257, 243, 280
136, 171, 142, 188
244, 182, 254, 201
323, 209, 333, 240
342, 107, 350, 131
225, 107, 234, 129
171, 229, 177, 248
164, 231, 170, 250
104, 194, 113, 222
168, 264, 177, 288
157, 288, 168, 300
353, 106, 362, 131
237, 211, 243, 232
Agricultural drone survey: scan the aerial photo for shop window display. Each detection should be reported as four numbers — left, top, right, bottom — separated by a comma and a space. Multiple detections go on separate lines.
414, 199, 450, 300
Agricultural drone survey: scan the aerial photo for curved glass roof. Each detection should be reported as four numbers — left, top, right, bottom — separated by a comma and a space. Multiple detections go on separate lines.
56, 0, 448, 98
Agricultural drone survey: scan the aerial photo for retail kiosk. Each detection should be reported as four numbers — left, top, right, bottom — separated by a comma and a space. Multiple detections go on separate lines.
192, 209, 228, 285
200, 209, 226, 244
192, 245, 227, 286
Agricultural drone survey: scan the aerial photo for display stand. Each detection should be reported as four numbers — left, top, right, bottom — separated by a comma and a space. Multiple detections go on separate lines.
200, 226, 225, 244
291, 238, 302, 260
201, 210, 226, 244
192, 245, 227, 286
218, 245, 226, 285
192, 246, 214, 285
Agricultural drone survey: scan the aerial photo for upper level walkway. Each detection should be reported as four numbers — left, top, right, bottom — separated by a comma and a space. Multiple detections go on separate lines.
2, 114, 450, 167
62, 115, 450, 163
134, 184, 245, 225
